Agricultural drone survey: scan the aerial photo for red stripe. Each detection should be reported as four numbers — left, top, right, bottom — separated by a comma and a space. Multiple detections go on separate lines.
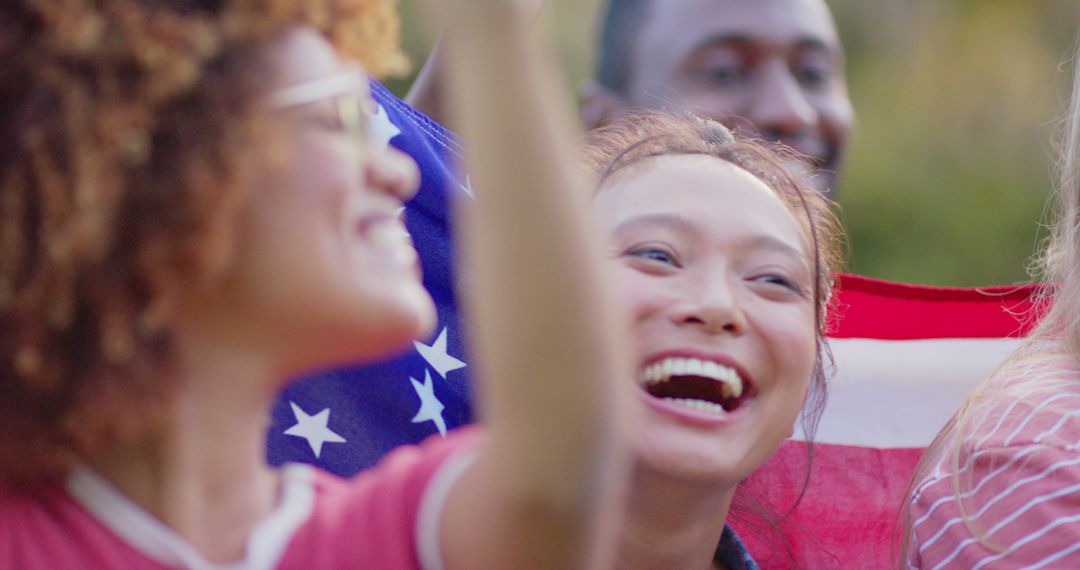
734, 441, 924, 569
829, 274, 1045, 340
732, 276, 1046, 568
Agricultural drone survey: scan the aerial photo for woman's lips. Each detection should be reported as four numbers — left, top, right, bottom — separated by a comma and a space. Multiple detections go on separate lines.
638, 389, 749, 428
356, 212, 418, 270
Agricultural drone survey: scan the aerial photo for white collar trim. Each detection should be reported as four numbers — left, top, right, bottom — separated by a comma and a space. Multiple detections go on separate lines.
65, 463, 316, 570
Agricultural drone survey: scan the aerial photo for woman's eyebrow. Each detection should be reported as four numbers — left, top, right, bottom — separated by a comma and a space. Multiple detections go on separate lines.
740, 234, 809, 266
611, 213, 700, 239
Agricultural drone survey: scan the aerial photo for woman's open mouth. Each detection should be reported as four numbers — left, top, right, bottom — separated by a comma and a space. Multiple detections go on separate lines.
355, 211, 418, 270
639, 356, 754, 415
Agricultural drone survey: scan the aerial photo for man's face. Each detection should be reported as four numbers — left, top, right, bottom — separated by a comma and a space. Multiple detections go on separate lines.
623, 0, 854, 195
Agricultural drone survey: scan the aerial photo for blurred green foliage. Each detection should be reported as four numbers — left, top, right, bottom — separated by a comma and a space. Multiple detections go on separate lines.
392, 0, 1080, 286
833, 0, 1080, 285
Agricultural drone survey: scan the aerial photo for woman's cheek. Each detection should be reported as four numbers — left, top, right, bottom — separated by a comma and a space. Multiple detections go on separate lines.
615, 269, 672, 319
759, 304, 816, 368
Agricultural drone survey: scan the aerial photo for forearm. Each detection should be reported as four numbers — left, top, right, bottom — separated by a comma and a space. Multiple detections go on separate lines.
404, 0, 546, 127
441, 1, 626, 567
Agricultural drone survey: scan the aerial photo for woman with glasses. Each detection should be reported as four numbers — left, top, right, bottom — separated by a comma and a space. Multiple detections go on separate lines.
0, 2, 625, 569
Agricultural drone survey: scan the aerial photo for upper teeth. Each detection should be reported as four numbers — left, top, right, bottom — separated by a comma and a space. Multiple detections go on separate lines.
641, 357, 744, 399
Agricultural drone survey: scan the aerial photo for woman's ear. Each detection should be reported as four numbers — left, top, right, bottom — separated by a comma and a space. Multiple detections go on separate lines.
579, 79, 626, 130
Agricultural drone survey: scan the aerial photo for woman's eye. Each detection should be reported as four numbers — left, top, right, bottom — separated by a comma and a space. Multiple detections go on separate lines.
293, 105, 345, 133
627, 247, 679, 267
752, 273, 803, 293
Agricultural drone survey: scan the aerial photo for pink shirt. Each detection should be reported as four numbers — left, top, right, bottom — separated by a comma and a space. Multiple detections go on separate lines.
908, 360, 1080, 569
0, 427, 481, 570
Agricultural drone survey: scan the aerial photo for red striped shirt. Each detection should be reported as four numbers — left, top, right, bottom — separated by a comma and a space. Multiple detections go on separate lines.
908, 358, 1080, 569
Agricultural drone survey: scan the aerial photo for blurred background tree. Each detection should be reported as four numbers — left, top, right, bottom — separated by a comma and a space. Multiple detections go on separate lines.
389, 0, 1080, 286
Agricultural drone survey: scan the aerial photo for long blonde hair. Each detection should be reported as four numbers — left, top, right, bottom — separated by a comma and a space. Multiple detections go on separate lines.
898, 39, 1080, 566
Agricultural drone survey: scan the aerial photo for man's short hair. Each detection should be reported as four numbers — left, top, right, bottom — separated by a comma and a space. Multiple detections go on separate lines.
595, 0, 651, 95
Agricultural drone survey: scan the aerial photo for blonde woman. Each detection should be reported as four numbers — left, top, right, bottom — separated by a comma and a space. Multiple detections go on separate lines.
903, 45, 1080, 568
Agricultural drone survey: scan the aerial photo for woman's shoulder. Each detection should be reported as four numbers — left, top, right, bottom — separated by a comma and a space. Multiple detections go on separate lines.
912, 354, 1080, 502
908, 354, 1080, 566
0, 480, 172, 569
968, 355, 1080, 450
312, 425, 484, 500
281, 426, 484, 569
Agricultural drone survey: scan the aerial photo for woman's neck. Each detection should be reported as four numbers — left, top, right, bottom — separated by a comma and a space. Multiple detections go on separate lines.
615, 463, 736, 570
89, 330, 282, 564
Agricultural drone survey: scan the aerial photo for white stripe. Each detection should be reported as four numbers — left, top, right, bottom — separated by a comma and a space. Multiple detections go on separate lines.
918, 453, 1080, 554
972, 398, 1025, 450
1002, 393, 1080, 446
912, 446, 1042, 531
1022, 537, 1080, 569
964, 512, 1080, 570
795, 337, 1021, 447
1033, 408, 1080, 444
983, 481, 1080, 538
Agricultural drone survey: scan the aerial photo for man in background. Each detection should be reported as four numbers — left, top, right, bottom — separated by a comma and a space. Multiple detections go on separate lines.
583, 0, 855, 196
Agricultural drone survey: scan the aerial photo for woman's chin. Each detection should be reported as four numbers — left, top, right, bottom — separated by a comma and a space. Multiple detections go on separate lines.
355, 287, 437, 350
629, 420, 763, 487
412, 294, 439, 340
285, 298, 436, 374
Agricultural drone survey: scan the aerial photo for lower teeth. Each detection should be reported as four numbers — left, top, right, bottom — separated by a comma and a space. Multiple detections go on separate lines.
663, 397, 727, 414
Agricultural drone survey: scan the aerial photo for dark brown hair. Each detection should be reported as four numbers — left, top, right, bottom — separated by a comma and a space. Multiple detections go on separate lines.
0, 0, 406, 487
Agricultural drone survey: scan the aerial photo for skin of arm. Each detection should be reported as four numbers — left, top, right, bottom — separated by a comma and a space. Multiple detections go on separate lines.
403, 0, 546, 125
435, 1, 629, 569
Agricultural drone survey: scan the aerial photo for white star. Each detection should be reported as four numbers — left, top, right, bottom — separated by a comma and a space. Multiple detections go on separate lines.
283, 402, 346, 458
369, 103, 401, 150
414, 327, 467, 379
410, 370, 447, 437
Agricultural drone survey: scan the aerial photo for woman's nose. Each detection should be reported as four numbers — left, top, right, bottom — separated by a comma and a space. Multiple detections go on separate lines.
670, 278, 747, 335
363, 145, 420, 202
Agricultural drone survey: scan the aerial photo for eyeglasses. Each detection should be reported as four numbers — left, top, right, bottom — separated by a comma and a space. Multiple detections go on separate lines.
268, 65, 375, 147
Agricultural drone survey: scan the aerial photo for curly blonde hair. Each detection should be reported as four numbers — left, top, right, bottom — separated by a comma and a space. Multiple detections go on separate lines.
0, 0, 407, 486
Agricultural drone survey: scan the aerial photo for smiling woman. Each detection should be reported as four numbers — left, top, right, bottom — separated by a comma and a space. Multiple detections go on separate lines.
584, 111, 843, 569
0, 1, 626, 569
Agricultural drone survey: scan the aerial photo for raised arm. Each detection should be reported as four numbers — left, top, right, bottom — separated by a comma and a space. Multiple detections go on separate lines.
437, 1, 628, 569
403, 0, 545, 126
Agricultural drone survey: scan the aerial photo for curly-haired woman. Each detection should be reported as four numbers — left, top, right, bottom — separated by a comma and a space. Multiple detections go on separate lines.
0, 1, 626, 568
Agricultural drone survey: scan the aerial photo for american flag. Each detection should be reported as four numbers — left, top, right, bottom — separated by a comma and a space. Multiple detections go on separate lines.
266, 80, 474, 474
735, 275, 1041, 569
